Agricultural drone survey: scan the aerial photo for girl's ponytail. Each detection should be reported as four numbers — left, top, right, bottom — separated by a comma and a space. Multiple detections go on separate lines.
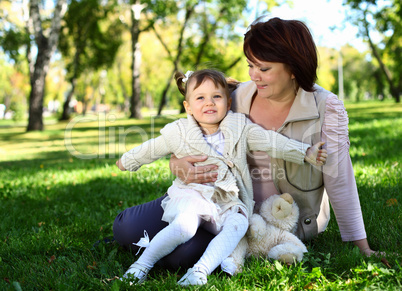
175, 71, 186, 97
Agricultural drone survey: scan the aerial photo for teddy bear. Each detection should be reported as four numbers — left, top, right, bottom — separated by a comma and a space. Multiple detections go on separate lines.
221, 193, 308, 275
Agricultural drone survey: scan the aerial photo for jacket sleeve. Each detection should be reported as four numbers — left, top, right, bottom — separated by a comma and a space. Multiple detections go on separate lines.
121, 135, 171, 171
322, 95, 366, 241
246, 122, 310, 165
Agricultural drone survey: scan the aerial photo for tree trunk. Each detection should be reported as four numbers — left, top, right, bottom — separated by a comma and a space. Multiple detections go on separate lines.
117, 61, 130, 114
60, 78, 76, 120
129, 2, 143, 119
363, 15, 400, 103
60, 48, 82, 121
60, 30, 85, 121
27, 0, 67, 131
27, 47, 48, 131
157, 70, 175, 116
23, 0, 34, 80
156, 4, 195, 116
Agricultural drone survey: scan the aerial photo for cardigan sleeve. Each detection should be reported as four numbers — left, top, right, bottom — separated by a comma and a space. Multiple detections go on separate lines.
322, 95, 366, 241
246, 122, 310, 165
121, 135, 171, 172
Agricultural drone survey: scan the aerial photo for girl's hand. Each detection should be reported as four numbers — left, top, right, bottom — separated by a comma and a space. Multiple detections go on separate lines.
116, 159, 126, 171
305, 141, 328, 166
169, 154, 218, 184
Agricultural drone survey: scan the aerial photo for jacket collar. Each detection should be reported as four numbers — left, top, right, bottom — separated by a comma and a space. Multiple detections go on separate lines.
181, 111, 245, 156
281, 87, 319, 130
231, 81, 320, 129
182, 113, 216, 157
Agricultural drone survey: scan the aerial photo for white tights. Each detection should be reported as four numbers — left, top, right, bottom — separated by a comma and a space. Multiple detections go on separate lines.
193, 212, 248, 275
134, 211, 248, 275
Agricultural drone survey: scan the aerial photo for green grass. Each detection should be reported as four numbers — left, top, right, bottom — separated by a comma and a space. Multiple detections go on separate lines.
1, 101, 401, 290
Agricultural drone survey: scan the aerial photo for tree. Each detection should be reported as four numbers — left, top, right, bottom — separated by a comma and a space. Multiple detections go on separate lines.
316, 47, 337, 92
0, 2, 31, 119
344, 0, 401, 102
117, 0, 178, 119
26, 0, 67, 131
58, 0, 123, 120
0, 54, 30, 119
0, 1, 32, 120
152, 2, 196, 116
152, 0, 250, 116
328, 45, 376, 101
0, 1, 32, 77
152, 0, 286, 115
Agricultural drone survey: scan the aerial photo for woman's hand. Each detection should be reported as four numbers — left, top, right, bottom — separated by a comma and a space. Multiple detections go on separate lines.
354, 238, 386, 257
116, 159, 126, 171
169, 154, 218, 184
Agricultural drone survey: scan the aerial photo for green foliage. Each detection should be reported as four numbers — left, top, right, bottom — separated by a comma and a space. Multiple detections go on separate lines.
0, 53, 30, 112
1, 0, 400, 128
58, 0, 124, 80
0, 29, 30, 64
150, 0, 252, 112
344, 0, 402, 102
9, 102, 25, 122
0, 101, 401, 290
0, 2, 30, 64
334, 45, 378, 101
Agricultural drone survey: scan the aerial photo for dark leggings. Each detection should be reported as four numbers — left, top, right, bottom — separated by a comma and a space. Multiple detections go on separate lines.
113, 195, 215, 270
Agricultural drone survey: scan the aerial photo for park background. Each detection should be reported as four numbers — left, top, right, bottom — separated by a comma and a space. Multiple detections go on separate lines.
0, 0, 401, 290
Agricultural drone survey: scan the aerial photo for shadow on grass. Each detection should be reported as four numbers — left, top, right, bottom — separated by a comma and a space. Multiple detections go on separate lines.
0, 151, 92, 170
0, 149, 175, 289
0, 117, 178, 165
348, 118, 402, 163
1, 107, 401, 290
0, 167, 171, 251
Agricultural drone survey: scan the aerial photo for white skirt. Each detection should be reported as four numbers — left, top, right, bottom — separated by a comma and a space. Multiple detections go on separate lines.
161, 181, 246, 232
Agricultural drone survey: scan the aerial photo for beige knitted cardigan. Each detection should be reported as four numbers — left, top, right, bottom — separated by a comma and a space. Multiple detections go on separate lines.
121, 111, 310, 218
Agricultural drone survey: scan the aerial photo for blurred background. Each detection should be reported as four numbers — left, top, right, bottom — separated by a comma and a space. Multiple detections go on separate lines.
0, 0, 400, 131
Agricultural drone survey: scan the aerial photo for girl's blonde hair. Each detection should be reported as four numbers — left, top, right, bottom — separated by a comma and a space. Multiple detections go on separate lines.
175, 69, 239, 100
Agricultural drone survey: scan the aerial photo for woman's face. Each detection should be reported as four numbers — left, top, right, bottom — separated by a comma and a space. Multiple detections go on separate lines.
247, 59, 295, 100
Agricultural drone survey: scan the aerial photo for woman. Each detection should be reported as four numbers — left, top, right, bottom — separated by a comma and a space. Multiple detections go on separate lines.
113, 17, 377, 270
116, 69, 325, 285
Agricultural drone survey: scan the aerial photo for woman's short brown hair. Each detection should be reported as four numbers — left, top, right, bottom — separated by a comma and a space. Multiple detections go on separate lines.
244, 17, 318, 92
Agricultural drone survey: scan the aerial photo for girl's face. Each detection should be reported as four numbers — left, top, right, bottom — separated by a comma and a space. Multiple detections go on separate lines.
247, 59, 296, 100
183, 78, 231, 134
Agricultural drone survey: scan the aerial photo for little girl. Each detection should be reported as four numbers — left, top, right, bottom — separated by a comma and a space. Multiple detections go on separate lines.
116, 69, 326, 286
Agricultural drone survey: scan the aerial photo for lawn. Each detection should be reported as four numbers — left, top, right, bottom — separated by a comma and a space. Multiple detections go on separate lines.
0, 101, 401, 290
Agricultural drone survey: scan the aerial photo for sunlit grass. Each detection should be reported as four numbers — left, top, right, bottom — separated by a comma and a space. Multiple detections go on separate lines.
0, 112, 184, 161
0, 101, 401, 290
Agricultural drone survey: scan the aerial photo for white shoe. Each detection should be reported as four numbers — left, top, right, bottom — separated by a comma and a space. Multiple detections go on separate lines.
177, 267, 208, 286
121, 262, 149, 285
221, 257, 236, 276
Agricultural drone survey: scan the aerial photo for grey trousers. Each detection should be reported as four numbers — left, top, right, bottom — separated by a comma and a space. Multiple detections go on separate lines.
113, 195, 215, 270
